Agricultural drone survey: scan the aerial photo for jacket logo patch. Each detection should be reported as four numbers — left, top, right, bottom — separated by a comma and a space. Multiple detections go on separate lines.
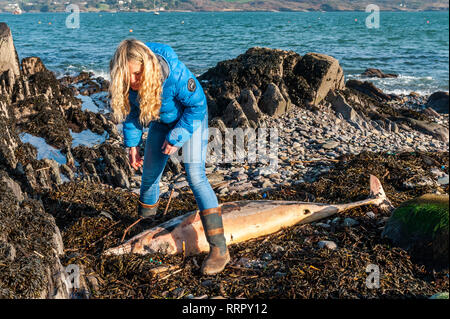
187, 78, 196, 92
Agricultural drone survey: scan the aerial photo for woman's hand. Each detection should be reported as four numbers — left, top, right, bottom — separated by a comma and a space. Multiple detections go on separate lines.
161, 139, 178, 155
129, 146, 143, 170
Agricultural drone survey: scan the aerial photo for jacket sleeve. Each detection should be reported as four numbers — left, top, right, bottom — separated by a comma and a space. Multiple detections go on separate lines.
166, 60, 207, 148
122, 93, 144, 148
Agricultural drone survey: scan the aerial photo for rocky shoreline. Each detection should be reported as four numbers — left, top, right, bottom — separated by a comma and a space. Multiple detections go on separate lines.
0, 22, 448, 298
155, 92, 448, 199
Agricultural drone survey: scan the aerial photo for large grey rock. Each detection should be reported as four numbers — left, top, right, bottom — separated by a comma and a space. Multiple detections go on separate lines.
209, 116, 227, 133
60, 164, 74, 181
0, 99, 20, 170
423, 107, 441, 118
239, 89, 263, 123
426, 91, 449, 114
0, 23, 21, 97
296, 52, 345, 105
406, 118, 449, 143
199, 47, 344, 119
382, 194, 449, 271
326, 91, 358, 122
346, 79, 396, 102
21, 56, 46, 77
361, 68, 398, 78
41, 158, 63, 186
0, 170, 24, 202
259, 83, 287, 116
222, 99, 250, 128
0, 23, 20, 76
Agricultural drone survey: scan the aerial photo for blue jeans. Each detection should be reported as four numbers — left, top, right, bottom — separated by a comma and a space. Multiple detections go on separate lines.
139, 114, 219, 211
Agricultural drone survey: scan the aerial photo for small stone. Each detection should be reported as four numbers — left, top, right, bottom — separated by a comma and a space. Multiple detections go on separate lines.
268, 173, 281, 179
417, 145, 427, 152
161, 291, 170, 298
238, 258, 268, 269
274, 271, 287, 277
271, 244, 285, 253
201, 280, 214, 287
316, 222, 331, 229
172, 190, 180, 198
261, 180, 273, 188
174, 180, 189, 189
235, 174, 248, 182
437, 174, 449, 185
254, 168, 272, 176
430, 167, 445, 177
366, 211, 376, 219
322, 141, 340, 150
293, 142, 302, 150
326, 152, 337, 157
172, 287, 185, 298
331, 217, 341, 224
318, 240, 337, 250
262, 253, 272, 261
231, 167, 245, 175
343, 218, 359, 227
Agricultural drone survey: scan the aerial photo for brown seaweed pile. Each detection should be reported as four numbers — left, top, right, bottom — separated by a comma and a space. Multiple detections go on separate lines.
41, 150, 449, 299
0, 171, 62, 298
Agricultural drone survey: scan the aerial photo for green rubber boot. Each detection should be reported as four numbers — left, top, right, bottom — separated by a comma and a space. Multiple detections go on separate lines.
199, 206, 230, 275
138, 199, 160, 219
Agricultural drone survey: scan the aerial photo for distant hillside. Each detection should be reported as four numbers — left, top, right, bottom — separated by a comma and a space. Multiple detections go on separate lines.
1, 0, 448, 13
173, 0, 449, 12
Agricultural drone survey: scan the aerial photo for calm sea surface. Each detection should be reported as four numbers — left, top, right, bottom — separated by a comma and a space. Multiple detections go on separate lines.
1, 11, 448, 95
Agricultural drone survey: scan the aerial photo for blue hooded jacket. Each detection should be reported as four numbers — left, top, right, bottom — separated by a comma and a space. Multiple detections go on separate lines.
122, 42, 207, 148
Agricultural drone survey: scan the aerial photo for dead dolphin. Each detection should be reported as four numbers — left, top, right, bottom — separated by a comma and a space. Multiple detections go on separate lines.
104, 175, 392, 257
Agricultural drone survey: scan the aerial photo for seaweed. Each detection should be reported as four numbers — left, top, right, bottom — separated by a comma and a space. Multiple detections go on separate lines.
37, 150, 448, 299
0, 174, 60, 298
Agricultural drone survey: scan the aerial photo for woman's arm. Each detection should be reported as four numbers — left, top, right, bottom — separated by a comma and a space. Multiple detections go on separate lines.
122, 91, 144, 148
123, 100, 144, 169
165, 59, 207, 149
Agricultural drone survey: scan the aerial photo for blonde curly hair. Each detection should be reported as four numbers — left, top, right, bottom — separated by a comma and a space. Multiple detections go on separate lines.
109, 38, 163, 126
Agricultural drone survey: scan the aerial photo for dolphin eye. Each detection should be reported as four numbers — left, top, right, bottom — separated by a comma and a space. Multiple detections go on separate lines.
304, 209, 311, 215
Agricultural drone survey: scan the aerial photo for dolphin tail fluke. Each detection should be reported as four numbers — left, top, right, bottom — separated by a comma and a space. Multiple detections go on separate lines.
334, 175, 394, 213
369, 174, 394, 213
369, 174, 386, 199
